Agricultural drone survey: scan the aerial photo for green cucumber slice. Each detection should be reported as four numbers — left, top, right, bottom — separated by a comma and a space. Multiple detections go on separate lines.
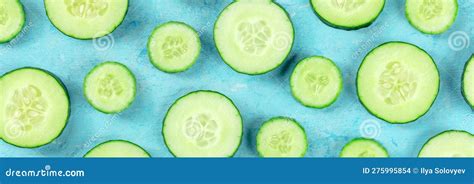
419, 130, 474, 157
405, 0, 458, 34
0, 67, 69, 148
214, 0, 294, 75
44, 0, 128, 39
147, 21, 201, 73
462, 55, 474, 108
256, 117, 307, 157
290, 56, 343, 108
84, 140, 150, 158
357, 42, 439, 124
340, 138, 389, 157
0, 0, 25, 43
162, 90, 243, 157
310, 0, 385, 30
84, 62, 136, 114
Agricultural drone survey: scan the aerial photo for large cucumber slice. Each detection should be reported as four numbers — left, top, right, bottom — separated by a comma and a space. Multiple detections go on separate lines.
147, 21, 201, 73
419, 130, 474, 157
405, 0, 458, 34
0, 68, 69, 148
310, 0, 385, 30
44, 0, 128, 39
214, 0, 294, 75
84, 140, 150, 158
0, 0, 25, 43
84, 62, 136, 114
290, 56, 342, 108
340, 138, 389, 158
256, 117, 307, 157
357, 42, 439, 123
462, 55, 474, 108
162, 90, 243, 157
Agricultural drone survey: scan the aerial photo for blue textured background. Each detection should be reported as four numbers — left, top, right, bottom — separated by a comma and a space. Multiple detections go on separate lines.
0, 0, 473, 157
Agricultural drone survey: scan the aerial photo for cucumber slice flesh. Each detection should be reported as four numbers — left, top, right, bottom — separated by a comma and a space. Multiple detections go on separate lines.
310, 0, 385, 30
256, 117, 307, 157
0, 68, 69, 148
214, 0, 294, 75
84, 62, 136, 114
0, 0, 25, 43
163, 91, 243, 157
290, 56, 342, 108
44, 0, 128, 39
463, 55, 474, 108
405, 0, 458, 34
419, 130, 474, 157
340, 138, 389, 157
357, 42, 439, 123
84, 140, 150, 158
148, 22, 201, 73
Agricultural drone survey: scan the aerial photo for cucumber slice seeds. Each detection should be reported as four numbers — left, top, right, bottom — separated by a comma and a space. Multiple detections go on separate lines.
340, 138, 389, 158
418, 130, 474, 157
147, 21, 201, 73
405, 0, 458, 34
256, 117, 307, 157
84, 140, 150, 158
0, 0, 25, 43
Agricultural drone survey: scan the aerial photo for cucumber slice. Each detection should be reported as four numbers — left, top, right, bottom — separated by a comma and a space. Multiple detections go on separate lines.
162, 90, 243, 157
256, 117, 307, 157
84, 62, 136, 114
44, 0, 128, 39
405, 0, 458, 34
310, 0, 385, 30
340, 138, 389, 158
84, 140, 150, 158
147, 21, 201, 73
357, 42, 439, 123
290, 56, 343, 108
419, 130, 474, 157
462, 55, 474, 108
0, 67, 69, 148
214, 0, 294, 75
0, 0, 25, 43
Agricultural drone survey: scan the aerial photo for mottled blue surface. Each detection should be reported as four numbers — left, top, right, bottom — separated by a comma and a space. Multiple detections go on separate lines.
0, 0, 473, 157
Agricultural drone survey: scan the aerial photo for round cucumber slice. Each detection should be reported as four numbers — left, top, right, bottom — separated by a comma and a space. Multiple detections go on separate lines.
310, 0, 385, 30
405, 0, 458, 34
0, 0, 25, 43
214, 0, 294, 75
340, 138, 389, 158
44, 0, 128, 39
419, 130, 474, 157
84, 140, 150, 158
462, 55, 474, 109
147, 21, 201, 73
84, 62, 136, 114
0, 67, 70, 148
357, 42, 439, 124
256, 117, 307, 157
290, 56, 343, 108
162, 90, 243, 157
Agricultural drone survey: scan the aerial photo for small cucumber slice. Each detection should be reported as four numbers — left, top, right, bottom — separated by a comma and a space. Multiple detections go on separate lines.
163, 90, 243, 157
44, 0, 128, 39
84, 62, 136, 114
214, 0, 294, 75
357, 42, 439, 123
84, 140, 150, 158
462, 55, 474, 108
290, 56, 342, 108
147, 21, 201, 73
0, 0, 25, 43
0, 67, 70, 148
405, 0, 458, 34
256, 117, 307, 157
419, 130, 474, 157
340, 138, 389, 158
310, 0, 385, 30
